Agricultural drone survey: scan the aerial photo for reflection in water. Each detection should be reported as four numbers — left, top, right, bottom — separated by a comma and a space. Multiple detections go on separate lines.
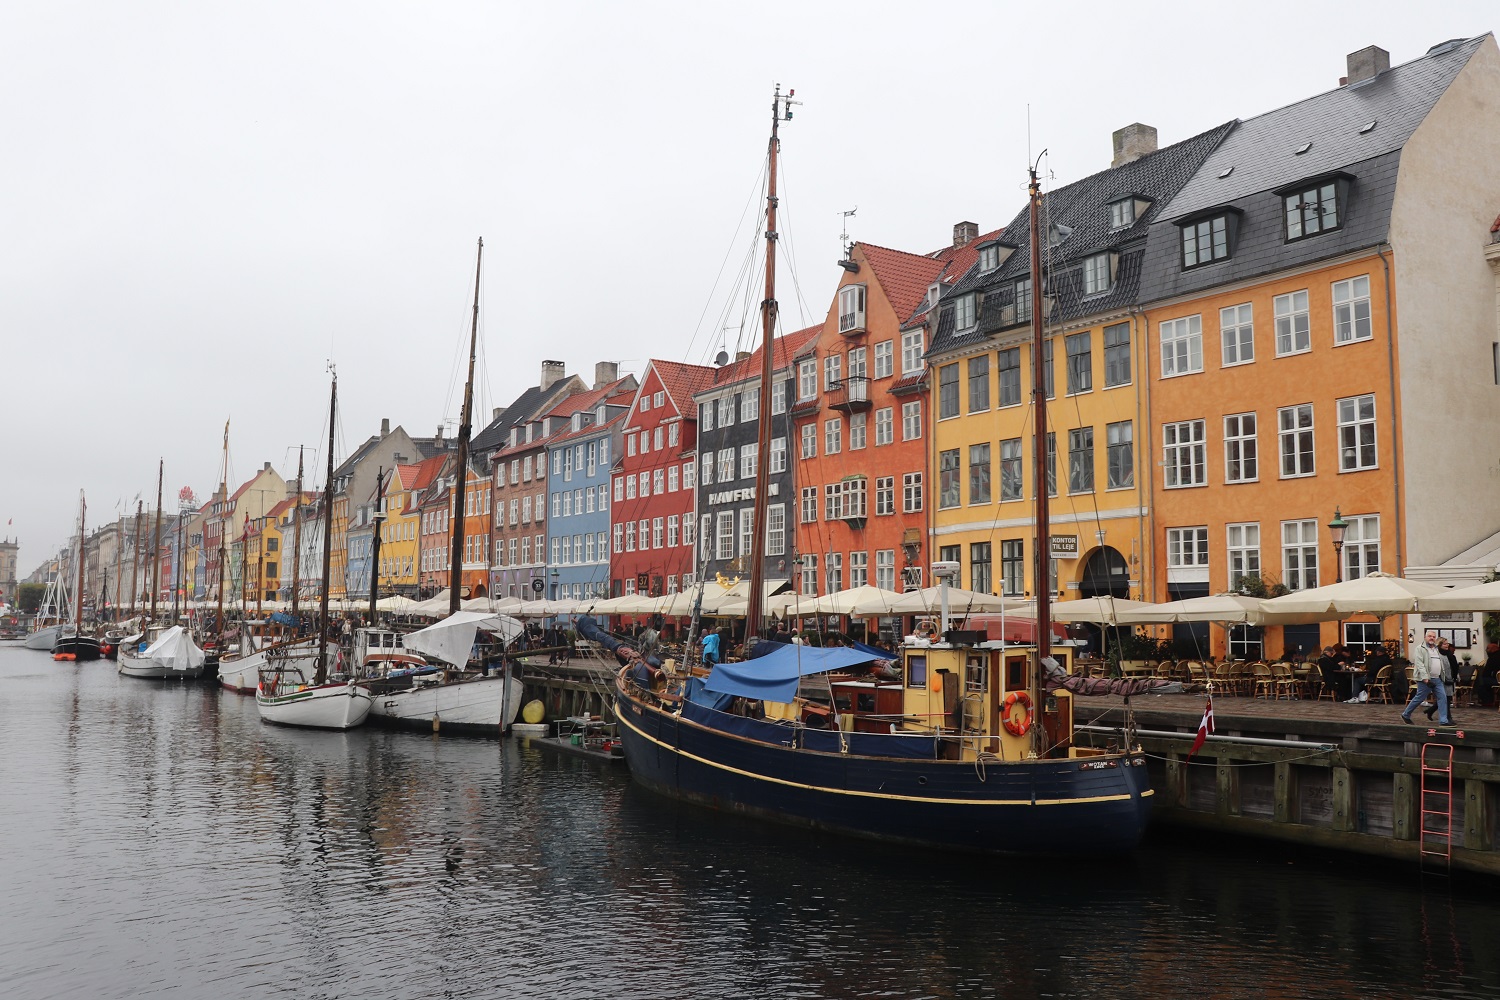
1, 642, 1496, 999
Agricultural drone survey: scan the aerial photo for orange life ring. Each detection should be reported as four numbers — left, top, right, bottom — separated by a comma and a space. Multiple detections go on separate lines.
1001, 690, 1034, 737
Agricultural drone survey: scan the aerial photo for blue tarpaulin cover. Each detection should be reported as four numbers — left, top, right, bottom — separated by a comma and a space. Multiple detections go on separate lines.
704, 645, 880, 703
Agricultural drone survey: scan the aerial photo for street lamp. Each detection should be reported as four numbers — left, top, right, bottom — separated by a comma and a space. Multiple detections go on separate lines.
1328, 507, 1349, 583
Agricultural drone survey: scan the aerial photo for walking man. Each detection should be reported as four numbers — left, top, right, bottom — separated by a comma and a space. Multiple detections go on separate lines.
1401, 630, 1452, 726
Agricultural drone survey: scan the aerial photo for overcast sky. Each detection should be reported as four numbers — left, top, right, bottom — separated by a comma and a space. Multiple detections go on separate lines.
3, 0, 1493, 570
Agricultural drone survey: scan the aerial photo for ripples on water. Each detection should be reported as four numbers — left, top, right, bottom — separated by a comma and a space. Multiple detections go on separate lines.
2, 642, 1496, 999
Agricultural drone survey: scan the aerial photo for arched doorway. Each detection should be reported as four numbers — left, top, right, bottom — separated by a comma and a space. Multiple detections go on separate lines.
1074, 546, 1130, 657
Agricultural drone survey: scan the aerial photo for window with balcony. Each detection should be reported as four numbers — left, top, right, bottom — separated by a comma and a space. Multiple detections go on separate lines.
839, 284, 867, 334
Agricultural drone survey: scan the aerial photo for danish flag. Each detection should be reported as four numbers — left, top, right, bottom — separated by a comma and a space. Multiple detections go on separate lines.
1188, 692, 1215, 760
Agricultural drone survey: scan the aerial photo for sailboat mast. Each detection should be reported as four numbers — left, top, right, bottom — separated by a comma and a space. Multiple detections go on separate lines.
173, 497, 185, 623
449, 237, 483, 617
369, 466, 385, 623
745, 86, 793, 640
290, 447, 305, 620
1028, 163, 1053, 714
114, 514, 123, 621
75, 493, 86, 633
130, 501, 143, 615
316, 372, 338, 684
150, 461, 163, 622
215, 424, 229, 637
256, 515, 265, 617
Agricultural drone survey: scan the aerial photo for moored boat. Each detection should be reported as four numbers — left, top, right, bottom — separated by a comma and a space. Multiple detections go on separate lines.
52, 626, 102, 662
218, 635, 318, 694
118, 624, 207, 679
255, 672, 372, 729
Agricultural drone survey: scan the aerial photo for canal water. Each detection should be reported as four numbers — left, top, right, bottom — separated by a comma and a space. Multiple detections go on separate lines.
1, 642, 1496, 1000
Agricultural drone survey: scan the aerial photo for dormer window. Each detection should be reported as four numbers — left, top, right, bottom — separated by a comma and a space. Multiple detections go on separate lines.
1083, 253, 1114, 295
838, 284, 866, 335
954, 293, 978, 332
1180, 212, 1233, 268
1109, 199, 1136, 229
1282, 180, 1342, 241
1014, 279, 1033, 325
978, 244, 1000, 272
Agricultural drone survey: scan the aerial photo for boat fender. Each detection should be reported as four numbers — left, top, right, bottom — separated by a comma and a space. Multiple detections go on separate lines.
1001, 690, 1033, 737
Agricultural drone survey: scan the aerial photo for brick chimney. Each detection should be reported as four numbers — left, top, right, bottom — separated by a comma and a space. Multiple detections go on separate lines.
1345, 45, 1389, 86
594, 361, 619, 389
540, 360, 566, 392
1112, 123, 1158, 167
380, 417, 390, 437
952, 221, 979, 247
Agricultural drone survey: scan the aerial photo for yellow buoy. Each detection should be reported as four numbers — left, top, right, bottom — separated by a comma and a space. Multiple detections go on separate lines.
521, 699, 546, 725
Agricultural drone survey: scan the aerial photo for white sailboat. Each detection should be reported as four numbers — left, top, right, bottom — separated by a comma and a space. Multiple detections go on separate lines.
117, 625, 206, 679
255, 368, 373, 730
358, 613, 525, 736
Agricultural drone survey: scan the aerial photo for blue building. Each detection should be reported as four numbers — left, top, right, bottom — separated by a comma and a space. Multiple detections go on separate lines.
544, 377, 635, 601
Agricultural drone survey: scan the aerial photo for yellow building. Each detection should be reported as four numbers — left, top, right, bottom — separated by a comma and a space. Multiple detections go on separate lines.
375, 463, 426, 597
926, 124, 1231, 608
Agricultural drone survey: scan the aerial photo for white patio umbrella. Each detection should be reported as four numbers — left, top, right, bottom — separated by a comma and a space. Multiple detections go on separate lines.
1112, 593, 1270, 625
1258, 572, 1448, 621
1049, 596, 1157, 624
808, 585, 905, 616
400, 610, 524, 667
1414, 579, 1500, 613
375, 594, 419, 613
883, 587, 1031, 615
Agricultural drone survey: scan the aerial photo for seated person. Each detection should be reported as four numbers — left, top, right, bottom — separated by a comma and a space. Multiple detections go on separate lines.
1478, 641, 1500, 708
1315, 647, 1341, 695
1352, 645, 1392, 703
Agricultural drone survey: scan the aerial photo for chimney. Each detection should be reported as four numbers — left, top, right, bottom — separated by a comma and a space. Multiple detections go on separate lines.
952, 221, 979, 247
380, 418, 390, 437
540, 359, 566, 392
594, 360, 619, 389
492, 407, 502, 421
263, 461, 271, 472
1345, 45, 1389, 86
1111, 123, 1158, 167
735, 350, 751, 362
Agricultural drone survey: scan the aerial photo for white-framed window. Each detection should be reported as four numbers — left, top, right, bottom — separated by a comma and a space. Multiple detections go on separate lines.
682, 517, 694, 547
624, 477, 636, 500
801, 486, 817, 524
825, 418, 842, 455
1332, 275, 1372, 345
801, 423, 817, 459
654, 391, 664, 408
699, 515, 712, 559
875, 476, 894, 515
1223, 412, 1258, 483
1001, 539, 1023, 595
825, 551, 843, 593
901, 330, 924, 374
625, 523, 635, 552
699, 451, 713, 485
700, 401, 713, 432
627, 435, 636, 457
825, 483, 839, 520
640, 394, 651, 413
1226, 522, 1260, 590
849, 550, 869, 588
1166, 527, 1209, 568
771, 380, 786, 415
1083, 253, 1112, 295
800, 553, 819, 596
667, 466, 678, 492
667, 515, 679, 548
1278, 404, 1315, 478
874, 341, 893, 378
624, 578, 636, 596
716, 396, 735, 427
798, 358, 817, 399
954, 293, 977, 332
1163, 420, 1206, 488
824, 354, 842, 392
766, 503, 785, 556
875, 549, 896, 591
1065, 332, 1092, 395
979, 243, 1001, 271
740, 442, 757, 479
740, 389, 758, 423
1281, 519, 1319, 591
849, 413, 866, 450
717, 448, 734, 483
1220, 303, 1254, 366
839, 284, 866, 334
738, 508, 754, 556
1109, 199, 1136, 229
1337, 394, 1377, 471
1343, 514, 1380, 580
1274, 290, 1311, 356
875, 407, 893, 446
683, 460, 695, 490
715, 512, 734, 561
903, 472, 923, 512
1160, 315, 1203, 377
902, 400, 922, 441
769, 436, 787, 473
652, 517, 663, 549
637, 473, 649, 499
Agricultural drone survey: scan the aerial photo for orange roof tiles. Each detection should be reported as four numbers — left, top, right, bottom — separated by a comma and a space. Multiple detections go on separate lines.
702, 324, 821, 389
647, 359, 718, 414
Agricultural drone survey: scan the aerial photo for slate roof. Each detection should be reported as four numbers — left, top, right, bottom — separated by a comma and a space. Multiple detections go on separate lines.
928, 120, 1235, 358
471, 385, 548, 457
1138, 36, 1486, 303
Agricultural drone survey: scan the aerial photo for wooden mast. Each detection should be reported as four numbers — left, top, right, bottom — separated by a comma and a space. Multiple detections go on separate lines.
315, 371, 338, 684
74, 493, 86, 634
369, 466, 385, 623
744, 85, 794, 641
150, 461, 163, 622
129, 500, 143, 615
256, 514, 265, 617
290, 447, 305, 621
1028, 161, 1051, 747
214, 421, 230, 641
448, 238, 483, 617
113, 514, 123, 621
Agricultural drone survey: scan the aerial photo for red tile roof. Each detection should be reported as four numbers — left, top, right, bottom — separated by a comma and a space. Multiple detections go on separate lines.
543, 375, 636, 419
857, 243, 950, 325
646, 359, 718, 414
902, 228, 1003, 326
700, 324, 821, 390
544, 410, 627, 447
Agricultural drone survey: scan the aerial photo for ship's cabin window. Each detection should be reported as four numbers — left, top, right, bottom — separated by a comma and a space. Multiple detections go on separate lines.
1005, 654, 1028, 691
855, 690, 876, 712
965, 654, 986, 692
907, 654, 927, 688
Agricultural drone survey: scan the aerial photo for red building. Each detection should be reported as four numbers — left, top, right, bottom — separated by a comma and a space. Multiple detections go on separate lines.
609, 360, 716, 598
791, 235, 984, 599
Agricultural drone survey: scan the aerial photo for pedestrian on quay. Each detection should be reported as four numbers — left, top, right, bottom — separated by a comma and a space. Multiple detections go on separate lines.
1478, 640, 1500, 708
700, 627, 722, 667
1428, 639, 1462, 722
1401, 631, 1453, 726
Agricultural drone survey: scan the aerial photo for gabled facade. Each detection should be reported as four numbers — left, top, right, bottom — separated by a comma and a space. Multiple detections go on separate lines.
330, 420, 425, 599
377, 455, 446, 598
1137, 36, 1500, 658
609, 360, 715, 598
416, 481, 452, 598
692, 326, 819, 588
926, 121, 1231, 610
490, 429, 552, 601
457, 462, 492, 597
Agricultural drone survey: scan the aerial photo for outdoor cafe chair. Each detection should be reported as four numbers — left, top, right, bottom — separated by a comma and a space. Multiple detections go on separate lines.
1252, 662, 1275, 698
1368, 665, 1392, 704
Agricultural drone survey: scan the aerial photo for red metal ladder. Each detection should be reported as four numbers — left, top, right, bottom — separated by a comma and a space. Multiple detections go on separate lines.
1419, 742, 1454, 874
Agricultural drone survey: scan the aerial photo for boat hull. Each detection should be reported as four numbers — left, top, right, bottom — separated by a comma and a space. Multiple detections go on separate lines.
613, 678, 1152, 855
52, 635, 102, 661
256, 682, 373, 730
218, 642, 317, 694
25, 625, 62, 651
118, 651, 205, 679
367, 673, 525, 737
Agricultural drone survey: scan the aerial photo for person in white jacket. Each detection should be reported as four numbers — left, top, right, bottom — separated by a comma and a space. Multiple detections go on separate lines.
1401, 631, 1452, 726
